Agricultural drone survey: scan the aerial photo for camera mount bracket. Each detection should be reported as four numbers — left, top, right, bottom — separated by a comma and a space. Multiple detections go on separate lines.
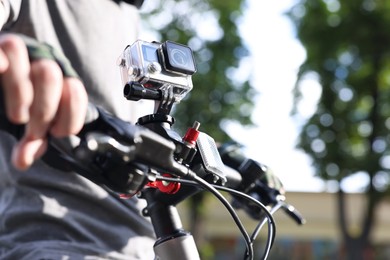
123, 81, 176, 115
154, 85, 175, 115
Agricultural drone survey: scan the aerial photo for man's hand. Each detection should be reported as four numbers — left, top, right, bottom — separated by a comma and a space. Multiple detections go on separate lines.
0, 34, 88, 170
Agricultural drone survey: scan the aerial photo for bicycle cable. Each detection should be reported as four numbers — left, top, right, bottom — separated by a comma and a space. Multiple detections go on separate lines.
189, 173, 254, 260
215, 185, 276, 260
156, 175, 277, 260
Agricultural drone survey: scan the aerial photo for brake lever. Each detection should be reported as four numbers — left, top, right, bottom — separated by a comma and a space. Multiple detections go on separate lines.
218, 141, 306, 226
281, 202, 306, 225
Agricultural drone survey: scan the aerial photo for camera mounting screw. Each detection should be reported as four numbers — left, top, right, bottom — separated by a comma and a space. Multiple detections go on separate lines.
147, 62, 162, 74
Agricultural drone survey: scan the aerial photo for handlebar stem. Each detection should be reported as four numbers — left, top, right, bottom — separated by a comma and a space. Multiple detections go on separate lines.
141, 188, 201, 260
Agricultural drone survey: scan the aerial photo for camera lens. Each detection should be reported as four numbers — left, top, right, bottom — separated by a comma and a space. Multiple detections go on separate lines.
162, 41, 196, 75
170, 49, 189, 67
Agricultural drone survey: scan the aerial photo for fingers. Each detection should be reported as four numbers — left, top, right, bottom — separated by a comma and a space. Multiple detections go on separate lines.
26, 59, 63, 139
0, 34, 88, 170
11, 137, 48, 171
50, 78, 88, 137
0, 47, 9, 72
0, 35, 33, 123
12, 68, 88, 171
10, 59, 63, 171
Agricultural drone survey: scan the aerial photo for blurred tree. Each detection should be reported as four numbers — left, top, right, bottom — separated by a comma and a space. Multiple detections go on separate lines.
140, 1, 256, 259
140, 0, 256, 141
288, 1, 390, 259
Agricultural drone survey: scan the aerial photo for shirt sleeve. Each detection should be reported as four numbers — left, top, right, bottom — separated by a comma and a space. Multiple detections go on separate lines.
0, 0, 22, 29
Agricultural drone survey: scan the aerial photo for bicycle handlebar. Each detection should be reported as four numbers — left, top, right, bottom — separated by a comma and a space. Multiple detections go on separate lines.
0, 88, 305, 220
0, 85, 305, 259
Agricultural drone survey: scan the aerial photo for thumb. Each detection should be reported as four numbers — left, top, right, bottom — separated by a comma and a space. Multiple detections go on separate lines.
11, 137, 47, 171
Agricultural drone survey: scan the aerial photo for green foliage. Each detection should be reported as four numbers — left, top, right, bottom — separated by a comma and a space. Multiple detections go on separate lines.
288, 0, 390, 193
140, 0, 256, 142
288, 2, 390, 256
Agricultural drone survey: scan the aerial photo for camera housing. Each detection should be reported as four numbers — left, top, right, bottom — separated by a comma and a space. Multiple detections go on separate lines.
119, 40, 196, 102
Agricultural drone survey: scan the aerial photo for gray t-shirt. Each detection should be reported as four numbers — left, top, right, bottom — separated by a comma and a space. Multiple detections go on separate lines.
0, 1, 155, 259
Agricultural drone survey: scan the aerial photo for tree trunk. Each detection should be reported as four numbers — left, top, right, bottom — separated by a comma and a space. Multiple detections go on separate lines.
341, 236, 373, 260
337, 188, 377, 260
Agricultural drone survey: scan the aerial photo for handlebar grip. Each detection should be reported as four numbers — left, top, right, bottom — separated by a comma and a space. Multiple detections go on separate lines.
0, 86, 102, 141
218, 141, 246, 169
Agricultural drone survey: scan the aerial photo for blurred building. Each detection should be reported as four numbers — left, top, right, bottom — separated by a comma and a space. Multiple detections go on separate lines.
178, 192, 390, 259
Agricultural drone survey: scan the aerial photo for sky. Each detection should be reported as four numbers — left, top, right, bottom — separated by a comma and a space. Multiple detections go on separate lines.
230, 0, 370, 193
225, 0, 326, 192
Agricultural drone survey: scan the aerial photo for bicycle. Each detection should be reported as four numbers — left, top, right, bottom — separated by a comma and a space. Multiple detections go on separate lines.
0, 39, 305, 260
